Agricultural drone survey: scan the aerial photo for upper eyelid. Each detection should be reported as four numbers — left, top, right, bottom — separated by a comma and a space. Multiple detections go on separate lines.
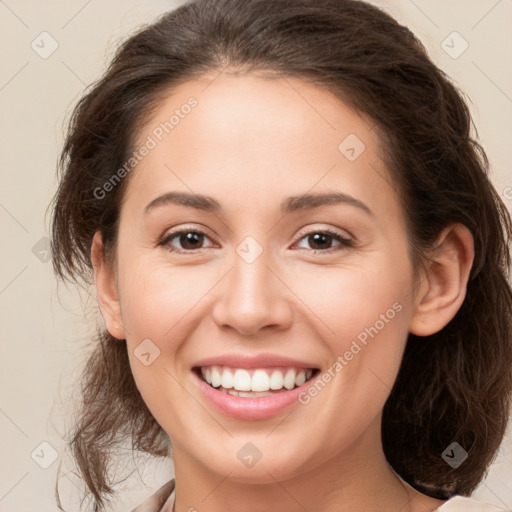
294, 225, 352, 241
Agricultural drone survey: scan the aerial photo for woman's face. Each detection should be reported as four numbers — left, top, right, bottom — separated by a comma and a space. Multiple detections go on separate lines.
108, 73, 420, 482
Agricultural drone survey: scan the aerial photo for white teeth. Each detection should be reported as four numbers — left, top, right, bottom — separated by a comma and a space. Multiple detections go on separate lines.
251, 369, 270, 391
221, 369, 234, 389
295, 370, 306, 387
211, 367, 222, 388
201, 367, 212, 384
269, 370, 284, 390
233, 369, 252, 391
200, 365, 315, 393
283, 369, 296, 390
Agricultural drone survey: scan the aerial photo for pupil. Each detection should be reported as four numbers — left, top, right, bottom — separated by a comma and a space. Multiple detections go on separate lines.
309, 233, 331, 249
181, 232, 203, 249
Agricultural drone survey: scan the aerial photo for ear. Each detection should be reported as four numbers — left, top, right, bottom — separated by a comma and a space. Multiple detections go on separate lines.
409, 223, 474, 337
90, 231, 126, 340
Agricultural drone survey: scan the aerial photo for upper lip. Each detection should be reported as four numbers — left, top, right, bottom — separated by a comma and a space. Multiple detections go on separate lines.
193, 352, 319, 370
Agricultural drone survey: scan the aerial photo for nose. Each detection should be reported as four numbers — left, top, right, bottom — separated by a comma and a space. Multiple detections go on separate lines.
211, 251, 293, 336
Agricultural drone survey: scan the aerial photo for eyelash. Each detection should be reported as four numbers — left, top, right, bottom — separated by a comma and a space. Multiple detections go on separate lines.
158, 226, 354, 255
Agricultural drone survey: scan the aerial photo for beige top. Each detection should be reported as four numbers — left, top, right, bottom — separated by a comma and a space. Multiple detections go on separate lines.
131, 480, 175, 512
131, 479, 511, 512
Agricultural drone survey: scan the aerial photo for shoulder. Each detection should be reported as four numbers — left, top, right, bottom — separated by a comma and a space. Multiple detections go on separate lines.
131, 479, 175, 512
436, 496, 511, 512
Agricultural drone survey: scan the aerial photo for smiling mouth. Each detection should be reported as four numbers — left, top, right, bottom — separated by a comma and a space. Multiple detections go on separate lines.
194, 365, 319, 397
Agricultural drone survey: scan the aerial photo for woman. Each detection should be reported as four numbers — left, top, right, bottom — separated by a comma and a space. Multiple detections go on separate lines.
50, 0, 512, 511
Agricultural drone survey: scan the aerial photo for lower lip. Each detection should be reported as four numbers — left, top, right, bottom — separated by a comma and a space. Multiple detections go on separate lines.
193, 371, 315, 420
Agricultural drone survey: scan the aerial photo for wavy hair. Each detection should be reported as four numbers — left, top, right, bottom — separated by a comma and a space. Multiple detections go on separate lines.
50, 0, 512, 509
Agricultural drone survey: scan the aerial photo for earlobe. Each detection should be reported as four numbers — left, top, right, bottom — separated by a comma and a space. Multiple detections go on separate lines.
90, 231, 126, 340
409, 223, 474, 337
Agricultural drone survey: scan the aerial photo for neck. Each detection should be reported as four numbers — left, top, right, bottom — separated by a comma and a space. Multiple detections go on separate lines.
168, 418, 443, 512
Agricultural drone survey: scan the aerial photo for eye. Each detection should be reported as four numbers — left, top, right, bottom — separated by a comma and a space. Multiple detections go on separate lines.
293, 229, 354, 253
158, 227, 354, 254
159, 229, 215, 253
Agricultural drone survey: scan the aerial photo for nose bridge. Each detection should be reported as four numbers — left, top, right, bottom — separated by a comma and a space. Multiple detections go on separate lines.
232, 251, 272, 305
211, 240, 292, 334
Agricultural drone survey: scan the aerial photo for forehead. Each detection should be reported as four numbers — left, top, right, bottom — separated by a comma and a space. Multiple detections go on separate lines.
136, 71, 377, 157
125, 72, 399, 220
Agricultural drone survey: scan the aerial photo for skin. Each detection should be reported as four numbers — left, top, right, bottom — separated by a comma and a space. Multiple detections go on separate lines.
92, 72, 474, 512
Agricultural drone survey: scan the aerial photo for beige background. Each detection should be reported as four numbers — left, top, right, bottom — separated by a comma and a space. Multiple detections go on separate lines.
1, 0, 511, 510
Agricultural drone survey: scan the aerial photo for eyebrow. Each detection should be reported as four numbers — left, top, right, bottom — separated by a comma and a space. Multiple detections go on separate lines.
144, 191, 373, 216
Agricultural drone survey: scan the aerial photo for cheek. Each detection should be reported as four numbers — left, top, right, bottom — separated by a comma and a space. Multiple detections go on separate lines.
293, 255, 413, 413
291, 267, 412, 450
117, 259, 222, 414
118, 260, 194, 422
293, 256, 412, 347
117, 258, 214, 339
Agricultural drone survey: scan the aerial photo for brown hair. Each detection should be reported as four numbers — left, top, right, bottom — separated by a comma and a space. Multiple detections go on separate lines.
51, 0, 512, 509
